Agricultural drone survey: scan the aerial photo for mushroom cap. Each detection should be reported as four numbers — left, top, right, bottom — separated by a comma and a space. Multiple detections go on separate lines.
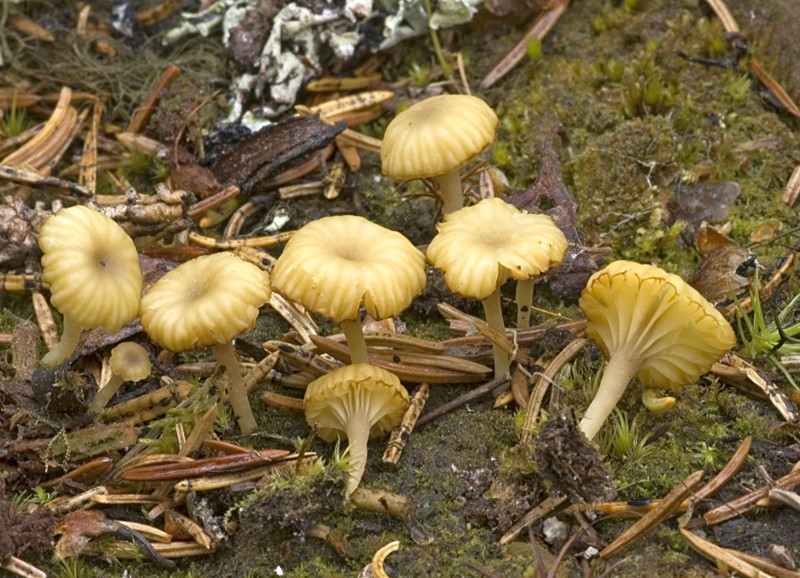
109, 342, 151, 382
140, 252, 271, 352
304, 363, 409, 442
271, 215, 426, 322
426, 198, 568, 300
381, 94, 498, 179
39, 205, 142, 332
579, 260, 736, 391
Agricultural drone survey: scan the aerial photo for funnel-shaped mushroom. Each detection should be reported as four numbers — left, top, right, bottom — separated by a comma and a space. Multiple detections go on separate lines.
140, 252, 271, 435
271, 215, 426, 364
426, 198, 568, 378
88, 342, 151, 413
304, 363, 409, 495
381, 94, 498, 215
578, 260, 736, 440
38, 205, 142, 367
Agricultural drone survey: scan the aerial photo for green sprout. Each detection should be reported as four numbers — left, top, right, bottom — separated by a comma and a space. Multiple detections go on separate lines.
0, 95, 30, 138
735, 269, 800, 388
598, 408, 654, 464
691, 441, 719, 470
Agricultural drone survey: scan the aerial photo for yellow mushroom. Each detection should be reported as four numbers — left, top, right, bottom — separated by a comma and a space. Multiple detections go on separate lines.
88, 342, 151, 413
139, 252, 271, 435
426, 197, 568, 378
381, 94, 498, 215
38, 205, 142, 367
578, 260, 736, 440
271, 215, 426, 365
304, 363, 409, 496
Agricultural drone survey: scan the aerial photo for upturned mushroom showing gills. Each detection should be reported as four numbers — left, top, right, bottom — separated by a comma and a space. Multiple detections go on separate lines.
271, 215, 426, 365
381, 94, 498, 215
304, 363, 409, 496
38, 205, 142, 367
426, 197, 568, 378
140, 251, 271, 435
578, 260, 736, 441
88, 342, 151, 413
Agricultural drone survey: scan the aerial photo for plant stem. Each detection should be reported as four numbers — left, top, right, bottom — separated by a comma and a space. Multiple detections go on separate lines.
345, 417, 370, 496
482, 289, 510, 379
341, 317, 369, 364
421, 0, 452, 76
212, 342, 257, 435
579, 350, 638, 441
516, 278, 535, 328
41, 315, 82, 367
88, 374, 124, 413
434, 171, 463, 215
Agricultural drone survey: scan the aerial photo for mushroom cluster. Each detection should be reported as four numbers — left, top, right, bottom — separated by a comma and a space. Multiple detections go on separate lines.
427, 197, 568, 378
578, 260, 736, 440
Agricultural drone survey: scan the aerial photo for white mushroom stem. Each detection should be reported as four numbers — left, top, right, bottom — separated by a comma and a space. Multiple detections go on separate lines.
212, 343, 258, 435
341, 317, 369, 365
515, 278, 535, 329
434, 171, 464, 215
88, 374, 125, 413
41, 315, 82, 367
481, 289, 510, 379
580, 350, 639, 441
344, 416, 371, 496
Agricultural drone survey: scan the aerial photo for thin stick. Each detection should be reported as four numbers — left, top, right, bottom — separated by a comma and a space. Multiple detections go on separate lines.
498, 495, 566, 546
520, 338, 586, 445
382, 383, 430, 466
416, 375, 508, 427
600, 470, 704, 559
481, 0, 571, 88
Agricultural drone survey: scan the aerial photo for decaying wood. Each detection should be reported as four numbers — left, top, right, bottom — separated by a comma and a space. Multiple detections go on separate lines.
212, 115, 346, 193
382, 383, 430, 467
711, 354, 797, 421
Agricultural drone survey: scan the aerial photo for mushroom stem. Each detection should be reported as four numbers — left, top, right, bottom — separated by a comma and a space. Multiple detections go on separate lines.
515, 279, 535, 329
88, 374, 124, 414
345, 417, 370, 496
41, 315, 82, 367
434, 171, 463, 215
481, 289, 510, 379
341, 317, 369, 365
212, 343, 258, 435
580, 350, 639, 441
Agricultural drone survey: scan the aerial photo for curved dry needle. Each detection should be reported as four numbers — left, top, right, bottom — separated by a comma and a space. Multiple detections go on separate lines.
371, 541, 400, 578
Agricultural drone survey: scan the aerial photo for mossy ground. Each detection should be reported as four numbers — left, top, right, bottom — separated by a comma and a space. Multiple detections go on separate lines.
2, 0, 800, 576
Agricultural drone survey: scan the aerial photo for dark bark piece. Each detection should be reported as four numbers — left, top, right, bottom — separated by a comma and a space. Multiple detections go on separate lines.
212, 114, 346, 193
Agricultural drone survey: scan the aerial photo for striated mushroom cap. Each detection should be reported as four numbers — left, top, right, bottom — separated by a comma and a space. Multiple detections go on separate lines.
381, 94, 498, 180
271, 215, 426, 322
579, 260, 736, 390
140, 252, 271, 352
426, 198, 568, 300
109, 342, 151, 383
304, 363, 409, 443
39, 205, 142, 332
